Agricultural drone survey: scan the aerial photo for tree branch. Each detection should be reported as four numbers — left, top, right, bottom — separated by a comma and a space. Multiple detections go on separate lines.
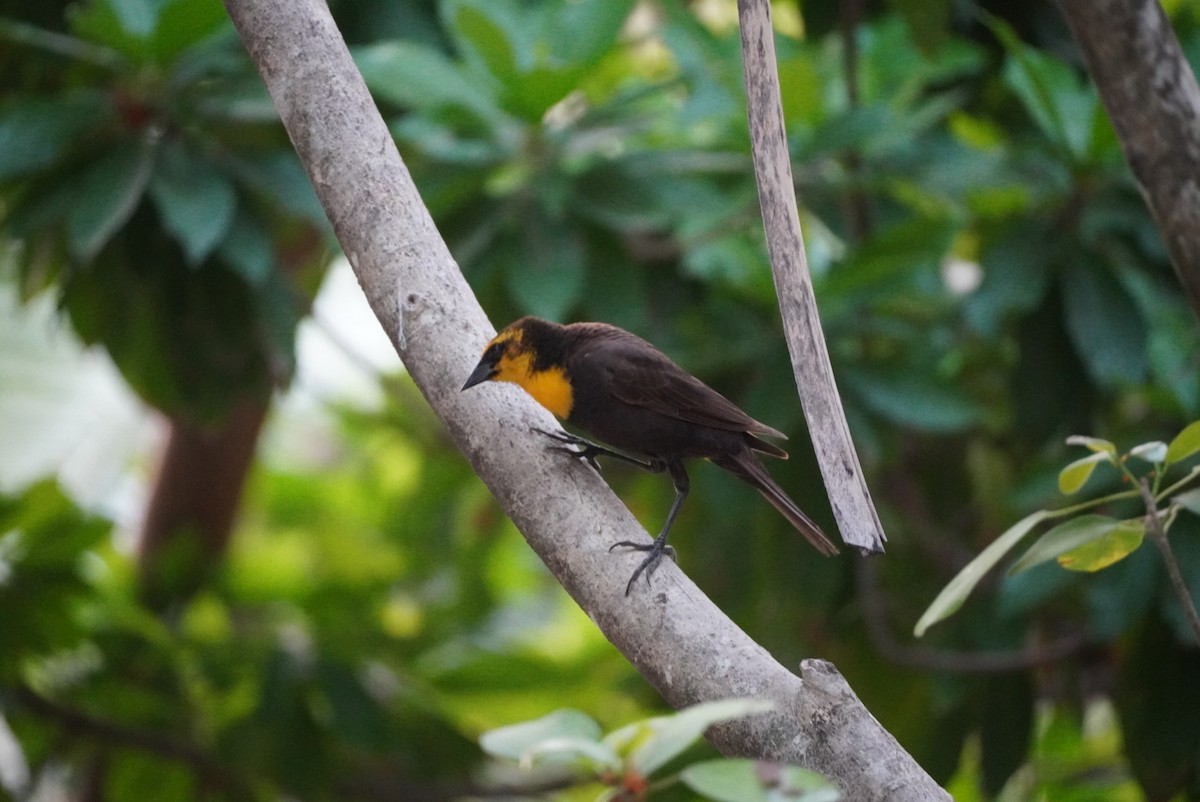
14, 687, 248, 795
1057, 0, 1200, 321
220, 0, 945, 798
137, 398, 269, 606
1139, 479, 1200, 646
857, 560, 1089, 673
737, 0, 886, 555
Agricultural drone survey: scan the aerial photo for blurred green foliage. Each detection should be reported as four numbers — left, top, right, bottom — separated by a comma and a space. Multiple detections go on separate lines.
477, 700, 839, 801
2, 0, 1200, 800
0, 0, 328, 420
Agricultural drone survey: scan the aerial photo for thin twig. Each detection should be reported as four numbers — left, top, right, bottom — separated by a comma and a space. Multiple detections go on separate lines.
1138, 478, 1200, 645
857, 560, 1088, 673
14, 687, 250, 795
0, 17, 125, 69
839, 0, 873, 243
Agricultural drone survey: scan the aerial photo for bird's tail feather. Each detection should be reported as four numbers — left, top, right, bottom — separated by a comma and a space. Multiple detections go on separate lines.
712, 451, 839, 556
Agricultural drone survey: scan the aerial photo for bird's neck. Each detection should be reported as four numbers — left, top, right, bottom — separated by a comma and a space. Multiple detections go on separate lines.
501, 351, 574, 419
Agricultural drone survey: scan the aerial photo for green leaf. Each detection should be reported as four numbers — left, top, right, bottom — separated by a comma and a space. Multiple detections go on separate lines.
107, 0, 168, 37
506, 214, 585, 320
230, 151, 325, 224
914, 510, 1048, 636
846, 369, 983, 433
1065, 434, 1116, 454
505, 65, 580, 121
612, 698, 774, 776
890, 0, 954, 54
0, 479, 110, 567
993, 18, 1097, 160
1165, 420, 1200, 466
997, 561, 1080, 620
1061, 261, 1148, 386
1009, 514, 1126, 575
1128, 441, 1168, 464
72, 0, 230, 65
144, 0, 229, 63
683, 759, 768, 802
354, 41, 501, 122
1174, 486, 1200, 516
67, 137, 158, 262
550, 0, 636, 66
681, 758, 837, 802
69, 0, 153, 62
0, 93, 111, 180
0, 481, 111, 678
821, 213, 959, 299
479, 709, 602, 762
778, 52, 825, 128
450, 2, 518, 84
521, 736, 621, 773
1056, 520, 1145, 572
1057, 451, 1111, 495
1085, 543, 1158, 640
216, 209, 273, 284
964, 221, 1054, 336
149, 139, 237, 265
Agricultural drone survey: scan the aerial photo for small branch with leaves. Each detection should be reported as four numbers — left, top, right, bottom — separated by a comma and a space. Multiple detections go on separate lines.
916, 420, 1200, 645
477, 699, 837, 802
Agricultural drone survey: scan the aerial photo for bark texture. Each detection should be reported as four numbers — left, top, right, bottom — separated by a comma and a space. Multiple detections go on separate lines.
221, 0, 947, 798
737, 0, 886, 555
1058, 0, 1200, 321
137, 398, 269, 605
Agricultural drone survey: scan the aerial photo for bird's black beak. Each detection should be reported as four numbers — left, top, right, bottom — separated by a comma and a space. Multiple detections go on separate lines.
462, 356, 498, 391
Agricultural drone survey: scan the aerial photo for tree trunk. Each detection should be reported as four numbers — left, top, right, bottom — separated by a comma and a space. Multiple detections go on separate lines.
1057, 0, 1200, 322
137, 397, 269, 607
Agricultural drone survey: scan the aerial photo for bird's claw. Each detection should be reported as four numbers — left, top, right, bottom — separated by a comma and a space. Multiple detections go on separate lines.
550, 446, 602, 473
532, 427, 603, 473
610, 539, 677, 595
530, 426, 577, 445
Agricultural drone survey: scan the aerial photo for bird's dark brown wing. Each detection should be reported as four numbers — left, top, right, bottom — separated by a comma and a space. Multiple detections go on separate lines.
580, 330, 788, 442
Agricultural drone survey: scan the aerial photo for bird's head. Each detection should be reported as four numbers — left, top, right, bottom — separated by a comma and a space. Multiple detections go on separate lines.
462, 317, 537, 390
461, 317, 573, 418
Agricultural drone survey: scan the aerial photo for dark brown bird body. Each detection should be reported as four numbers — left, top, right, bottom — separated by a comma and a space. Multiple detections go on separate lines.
554, 323, 786, 459
462, 316, 837, 593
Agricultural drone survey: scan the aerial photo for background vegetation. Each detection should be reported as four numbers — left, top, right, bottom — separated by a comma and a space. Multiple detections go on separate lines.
1, 0, 1198, 800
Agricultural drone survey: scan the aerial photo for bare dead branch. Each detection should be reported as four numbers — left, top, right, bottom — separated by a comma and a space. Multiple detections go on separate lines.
737, 0, 887, 555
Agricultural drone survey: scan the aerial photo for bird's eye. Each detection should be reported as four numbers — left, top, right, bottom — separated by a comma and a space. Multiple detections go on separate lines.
483, 342, 503, 362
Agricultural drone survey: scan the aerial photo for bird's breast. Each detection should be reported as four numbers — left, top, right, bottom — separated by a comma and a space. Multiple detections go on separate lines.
516, 364, 574, 419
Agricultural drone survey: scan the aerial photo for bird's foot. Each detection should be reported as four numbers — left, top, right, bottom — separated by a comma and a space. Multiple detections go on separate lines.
531, 427, 605, 473
609, 538, 677, 596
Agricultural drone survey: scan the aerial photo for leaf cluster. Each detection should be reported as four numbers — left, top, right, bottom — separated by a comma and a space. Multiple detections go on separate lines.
916, 421, 1200, 636
479, 700, 837, 802
0, 0, 331, 419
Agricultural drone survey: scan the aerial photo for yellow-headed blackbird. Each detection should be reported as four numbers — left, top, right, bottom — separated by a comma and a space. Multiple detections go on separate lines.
462, 316, 838, 594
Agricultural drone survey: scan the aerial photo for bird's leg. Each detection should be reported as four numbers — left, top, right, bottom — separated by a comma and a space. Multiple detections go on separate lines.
610, 462, 689, 595
531, 427, 663, 475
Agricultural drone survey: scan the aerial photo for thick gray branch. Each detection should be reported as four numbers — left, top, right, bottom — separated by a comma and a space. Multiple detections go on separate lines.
221, 0, 944, 798
737, 0, 886, 554
1058, 0, 1200, 321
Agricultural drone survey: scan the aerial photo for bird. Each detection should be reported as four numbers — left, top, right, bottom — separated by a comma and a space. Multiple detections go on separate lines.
461, 316, 838, 594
